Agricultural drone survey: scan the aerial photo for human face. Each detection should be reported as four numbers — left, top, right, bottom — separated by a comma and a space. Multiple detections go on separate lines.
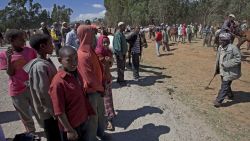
12, 34, 26, 51
135, 27, 140, 33
102, 38, 110, 48
59, 51, 78, 72
229, 16, 234, 21
63, 23, 68, 28
120, 25, 126, 32
219, 39, 230, 47
75, 23, 80, 31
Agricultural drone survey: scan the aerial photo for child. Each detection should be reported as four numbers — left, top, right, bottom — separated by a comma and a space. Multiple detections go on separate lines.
0, 29, 39, 133
49, 46, 95, 141
95, 35, 116, 131
23, 34, 61, 141
155, 28, 163, 56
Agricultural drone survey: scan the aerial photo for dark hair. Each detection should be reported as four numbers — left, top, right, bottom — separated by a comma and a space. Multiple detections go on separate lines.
85, 19, 91, 25
29, 34, 51, 51
5, 29, 23, 42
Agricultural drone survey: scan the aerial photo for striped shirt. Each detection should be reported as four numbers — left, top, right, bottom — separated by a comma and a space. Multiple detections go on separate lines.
131, 34, 141, 54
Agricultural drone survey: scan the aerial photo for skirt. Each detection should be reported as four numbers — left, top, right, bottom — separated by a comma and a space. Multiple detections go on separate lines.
104, 82, 115, 120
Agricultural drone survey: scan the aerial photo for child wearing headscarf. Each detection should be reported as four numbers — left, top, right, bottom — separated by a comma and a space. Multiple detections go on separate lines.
95, 35, 115, 131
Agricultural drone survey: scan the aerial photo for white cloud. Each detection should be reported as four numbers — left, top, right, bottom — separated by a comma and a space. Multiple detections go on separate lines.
92, 4, 104, 9
75, 10, 106, 21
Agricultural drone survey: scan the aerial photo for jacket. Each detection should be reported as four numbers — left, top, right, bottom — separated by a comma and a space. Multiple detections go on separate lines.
215, 44, 241, 81
113, 31, 128, 56
24, 58, 57, 120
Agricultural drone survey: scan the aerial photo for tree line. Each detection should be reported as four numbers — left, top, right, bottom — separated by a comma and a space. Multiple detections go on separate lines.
0, 0, 73, 32
104, 0, 250, 27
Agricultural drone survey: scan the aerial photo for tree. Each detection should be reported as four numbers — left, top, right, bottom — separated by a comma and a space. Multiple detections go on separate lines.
51, 4, 73, 23
0, 1, 73, 32
104, 0, 250, 26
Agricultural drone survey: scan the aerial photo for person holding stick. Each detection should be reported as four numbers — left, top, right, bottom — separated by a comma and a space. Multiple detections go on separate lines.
213, 33, 241, 108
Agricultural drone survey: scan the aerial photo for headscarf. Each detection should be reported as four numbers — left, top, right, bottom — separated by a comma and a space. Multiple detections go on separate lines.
77, 25, 105, 94
77, 25, 95, 52
95, 35, 112, 57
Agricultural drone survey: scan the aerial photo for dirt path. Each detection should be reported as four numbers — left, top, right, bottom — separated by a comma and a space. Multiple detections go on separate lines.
0, 57, 220, 141
0, 38, 249, 141
141, 38, 250, 141
110, 67, 220, 141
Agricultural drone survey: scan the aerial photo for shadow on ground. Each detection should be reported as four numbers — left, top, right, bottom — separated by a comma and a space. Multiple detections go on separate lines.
159, 53, 174, 57
111, 123, 170, 141
170, 48, 178, 51
112, 64, 171, 88
114, 106, 163, 129
140, 64, 166, 70
169, 43, 177, 47
241, 52, 250, 64
0, 111, 19, 124
222, 91, 250, 107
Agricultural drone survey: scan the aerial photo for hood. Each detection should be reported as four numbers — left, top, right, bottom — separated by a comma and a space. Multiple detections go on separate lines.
77, 25, 95, 52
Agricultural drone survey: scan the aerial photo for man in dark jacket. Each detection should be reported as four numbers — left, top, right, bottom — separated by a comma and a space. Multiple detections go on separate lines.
126, 26, 143, 80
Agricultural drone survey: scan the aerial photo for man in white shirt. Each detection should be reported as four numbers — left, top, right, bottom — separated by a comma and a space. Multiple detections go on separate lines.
65, 23, 80, 50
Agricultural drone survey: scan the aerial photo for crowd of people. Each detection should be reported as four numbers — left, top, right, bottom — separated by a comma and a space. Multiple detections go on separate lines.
0, 13, 249, 140
146, 14, 245, 107
0, 20, 130, 141
0, 16, 156, 140
146, 14, 249, 52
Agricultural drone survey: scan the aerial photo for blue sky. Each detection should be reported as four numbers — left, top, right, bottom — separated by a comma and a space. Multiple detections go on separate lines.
0, 0, 106, 21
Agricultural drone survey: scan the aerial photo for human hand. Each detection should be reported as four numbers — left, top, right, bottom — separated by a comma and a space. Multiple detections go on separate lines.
67, 130, 78, 141
6, 47, 13, 61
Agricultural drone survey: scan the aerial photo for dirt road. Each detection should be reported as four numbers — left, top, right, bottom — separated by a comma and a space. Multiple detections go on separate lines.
0, 38, 249, 141
141, 38, 250, 141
